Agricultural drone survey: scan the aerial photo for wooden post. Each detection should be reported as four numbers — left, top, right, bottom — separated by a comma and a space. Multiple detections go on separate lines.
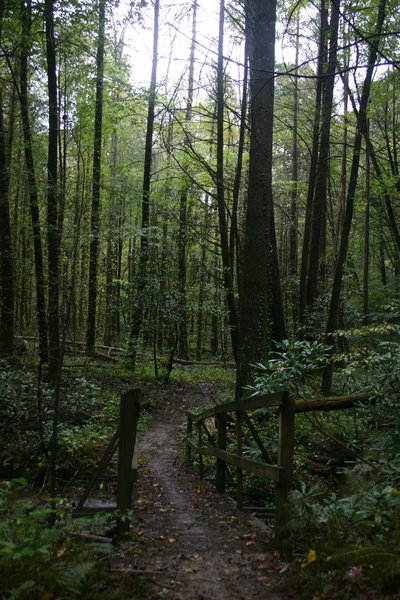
276, 391, 295, 537
216, 413, 227, 493
186, 416, 193, 463
115, 388, 141, 542
236, 410, 243, 509
197, 422, 204, 479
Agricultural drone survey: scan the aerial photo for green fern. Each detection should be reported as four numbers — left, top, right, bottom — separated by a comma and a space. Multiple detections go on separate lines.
7, 580, 43, 600
57, 561, 95, 598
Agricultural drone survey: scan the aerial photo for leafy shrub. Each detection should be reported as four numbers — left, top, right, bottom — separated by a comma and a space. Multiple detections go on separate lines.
0, 480, 97, 599
246, 339, 332, 398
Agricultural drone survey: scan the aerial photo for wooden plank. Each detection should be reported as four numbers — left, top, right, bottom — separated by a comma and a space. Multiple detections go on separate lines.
115, 389, 141, 542
186, 392, 283, 422
197, 422, 204, 479
276, 391, 295, 536
216, 413, 227, 493
236, 410, 243, 509
294, 391, 377, 413
184, 438, 282, 481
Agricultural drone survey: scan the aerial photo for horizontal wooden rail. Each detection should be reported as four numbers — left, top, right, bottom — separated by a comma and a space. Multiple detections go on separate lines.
185, 387, 396, 538
295, 390, 378, 412
185, 390, 294, 538
185, 437, 282, 481
186, 392, 283, 423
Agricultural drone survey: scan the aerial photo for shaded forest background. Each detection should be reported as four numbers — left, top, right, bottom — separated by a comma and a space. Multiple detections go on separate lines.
1, 0, 399, 388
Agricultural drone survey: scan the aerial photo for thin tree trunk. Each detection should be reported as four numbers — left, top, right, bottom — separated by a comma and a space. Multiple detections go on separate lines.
289, 13, 300, 325
230, 28, 248, 289
45, 0, 60, 383
129, 0, 159, 368
104, 125, 119, 346
322, 0, 387, 394
216, 0, 238, 361
86, 0, 106, 354
363, 137, 370, 325
306, 0, 340, 308
19, 0, 48, 362
299, 0, 328, 323
177, 0, 197, 359
378, 231, 387, 286
0, 0, 14, 356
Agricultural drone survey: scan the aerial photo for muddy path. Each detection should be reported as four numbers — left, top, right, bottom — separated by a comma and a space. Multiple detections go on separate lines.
113, 382, 296, 600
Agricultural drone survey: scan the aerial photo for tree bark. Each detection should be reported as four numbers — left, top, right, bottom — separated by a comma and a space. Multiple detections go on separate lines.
129, 0, 159, 368
363, 137, 370, 324
322, 0, 387, 394
19, 0, 48, 363
236, 0, 285, 395
45, 0, 60, 382
306, 0, 340, 308
299, 0, 328, 324
216, 0, 238, 361
86, 0, 106, 355
0, 0, 14, 356
177, 0, 197, 359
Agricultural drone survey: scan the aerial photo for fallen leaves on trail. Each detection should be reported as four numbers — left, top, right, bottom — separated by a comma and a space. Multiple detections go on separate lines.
239, 532, 257, 546
154, 535, 177, 543
301, 548, 317, 568
137, 497, 150, 504
132, 529, 145, 537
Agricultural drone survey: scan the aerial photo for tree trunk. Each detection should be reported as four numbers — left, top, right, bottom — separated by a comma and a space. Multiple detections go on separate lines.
0, 0, 14, 356
45, 0, 60, 382
231, 28, 248, 291
129, 0, 159, 368
177, 0, 197, 359
289, 13, 300, 326
306, 0, 340, 308
322, 0, 387, 394
299, 0, 328, 324
19, 0, 48, 362
216, 0, 238, 361
86, 0, 106, 355
236, 0, 285, 395
363, 137, 370, 325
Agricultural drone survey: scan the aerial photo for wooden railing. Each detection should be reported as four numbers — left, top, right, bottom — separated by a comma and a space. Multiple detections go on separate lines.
184, 388, 390, 536
74, 388, 141, 542
185, 391, 295, 535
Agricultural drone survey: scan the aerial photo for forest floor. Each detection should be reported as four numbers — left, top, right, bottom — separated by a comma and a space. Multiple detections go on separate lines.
108, 381, 296, 600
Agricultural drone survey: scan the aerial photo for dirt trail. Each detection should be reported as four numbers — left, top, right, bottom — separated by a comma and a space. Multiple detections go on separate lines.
119, 382, 295, 600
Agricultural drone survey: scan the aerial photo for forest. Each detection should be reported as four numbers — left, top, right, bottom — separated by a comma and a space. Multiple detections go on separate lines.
1, 0, 400, 598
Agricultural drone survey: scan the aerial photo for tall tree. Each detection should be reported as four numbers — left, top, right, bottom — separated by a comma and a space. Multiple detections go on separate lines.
129, 0, 160, 368
305, 0, 340, 309
177, 0, 197, 359
299, 0, 328, 323
45, 0, 60, 382
86, 0, 106, 354
322, 0, 387, 394
216, 0, 238, 361
19, 0, 48, 363
0, 0, 14, 356
236, 0, 285, 395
